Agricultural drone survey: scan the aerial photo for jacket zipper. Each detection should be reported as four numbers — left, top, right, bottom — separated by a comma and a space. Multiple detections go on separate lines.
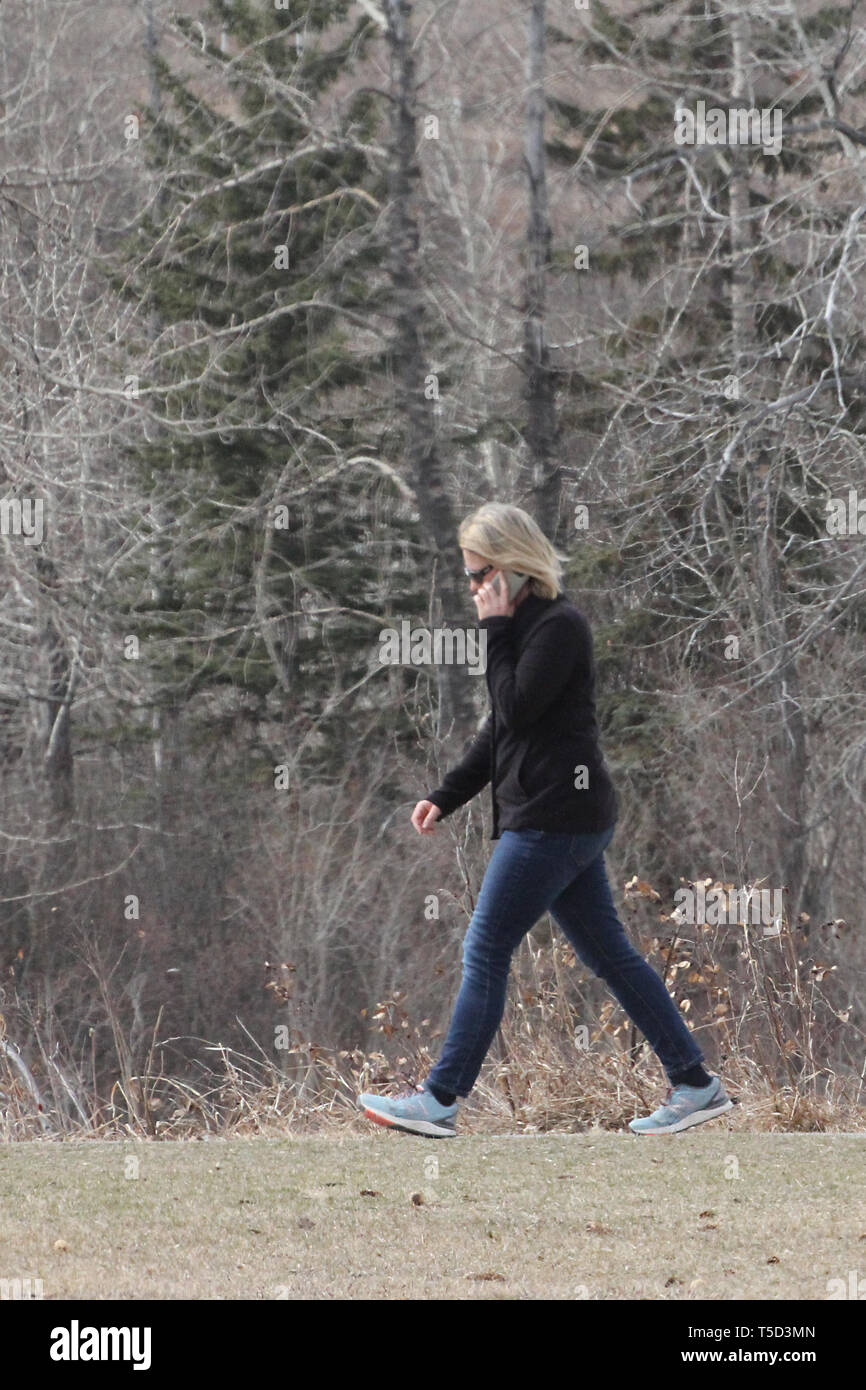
490, 706, 498, 837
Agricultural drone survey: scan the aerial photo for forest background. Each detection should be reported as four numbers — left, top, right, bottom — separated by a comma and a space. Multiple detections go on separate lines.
2, 0, 865, 1135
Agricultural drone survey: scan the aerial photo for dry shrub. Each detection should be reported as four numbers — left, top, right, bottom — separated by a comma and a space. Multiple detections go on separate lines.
3, 866, 865, 1140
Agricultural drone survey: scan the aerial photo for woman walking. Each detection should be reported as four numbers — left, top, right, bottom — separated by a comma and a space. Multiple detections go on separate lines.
358, 503, 732, 1138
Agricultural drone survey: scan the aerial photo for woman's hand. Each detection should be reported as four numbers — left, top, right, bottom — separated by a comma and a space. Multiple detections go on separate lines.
411, 799, 442, 834
472, 569, 514, 621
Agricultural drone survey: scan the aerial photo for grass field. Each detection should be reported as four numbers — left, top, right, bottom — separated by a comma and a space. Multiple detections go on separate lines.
1, 1129, 864, 1300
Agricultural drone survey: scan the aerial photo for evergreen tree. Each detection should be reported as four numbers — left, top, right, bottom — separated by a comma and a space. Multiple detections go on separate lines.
111, 0, 432, 779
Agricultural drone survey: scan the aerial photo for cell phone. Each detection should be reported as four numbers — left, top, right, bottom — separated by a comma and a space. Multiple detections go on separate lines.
492, 569, 529, 602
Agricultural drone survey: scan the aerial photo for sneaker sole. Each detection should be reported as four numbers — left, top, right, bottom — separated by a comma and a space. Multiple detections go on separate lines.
630, 1097, 734, 1135
361, 1103, 456, 1138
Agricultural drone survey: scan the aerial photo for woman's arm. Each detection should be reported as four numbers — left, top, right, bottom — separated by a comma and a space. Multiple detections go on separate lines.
424, 712, 493, 819
481, 611, 585, 733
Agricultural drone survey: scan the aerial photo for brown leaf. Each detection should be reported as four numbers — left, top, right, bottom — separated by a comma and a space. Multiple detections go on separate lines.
466, 1271, 506, 1281
812, 962, 837, 981
698, 1210, 716, 1219
586, 1221, 613, 1235
767, 1255, 780, 1264
624, 876, 661, 900
360, 1189, 380, 1197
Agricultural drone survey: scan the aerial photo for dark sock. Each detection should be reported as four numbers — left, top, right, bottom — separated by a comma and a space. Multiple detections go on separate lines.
426, 1082, 457, 1107
671, 1063, 713, 1089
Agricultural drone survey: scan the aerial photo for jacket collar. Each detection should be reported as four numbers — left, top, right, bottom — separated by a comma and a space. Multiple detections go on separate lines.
512, 589, 561, 635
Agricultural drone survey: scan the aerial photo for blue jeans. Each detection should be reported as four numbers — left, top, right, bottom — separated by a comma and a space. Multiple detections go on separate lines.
426, 826, 705, 1098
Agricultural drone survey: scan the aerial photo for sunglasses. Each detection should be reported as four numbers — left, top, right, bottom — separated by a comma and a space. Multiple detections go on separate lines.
463, 564, 495, 582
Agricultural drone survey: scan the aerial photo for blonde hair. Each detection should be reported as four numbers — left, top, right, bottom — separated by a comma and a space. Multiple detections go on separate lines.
458, 502, 565, 600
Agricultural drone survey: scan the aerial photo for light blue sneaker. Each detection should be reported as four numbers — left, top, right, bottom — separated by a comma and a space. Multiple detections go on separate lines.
628, 1076, 734, 1134
357, 1083, 458, 1138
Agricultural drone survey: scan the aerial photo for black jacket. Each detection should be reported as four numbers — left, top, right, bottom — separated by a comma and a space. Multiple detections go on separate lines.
426, 590, 618, 838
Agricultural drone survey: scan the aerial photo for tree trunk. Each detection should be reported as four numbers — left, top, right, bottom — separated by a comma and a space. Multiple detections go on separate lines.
385, 0, 474, 740
727, 5, 812, 925
523, 0, 559, 535
35, 553, 75, 822
144, 0, 184, 831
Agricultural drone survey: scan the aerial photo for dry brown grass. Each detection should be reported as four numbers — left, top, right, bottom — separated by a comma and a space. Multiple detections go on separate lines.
2, 991, 864, 1143
2, 895, 864, 1141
